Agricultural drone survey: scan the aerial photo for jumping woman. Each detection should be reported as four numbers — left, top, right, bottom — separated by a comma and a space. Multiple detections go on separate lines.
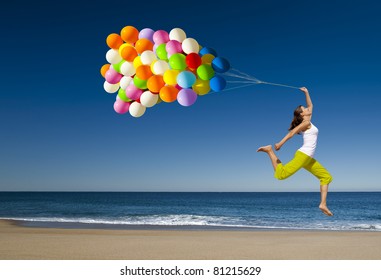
257, 87, 333, 216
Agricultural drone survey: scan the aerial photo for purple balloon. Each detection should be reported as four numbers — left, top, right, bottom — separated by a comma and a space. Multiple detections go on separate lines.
113, 100, 130, 114
153, 30, 169, 45
105, 68, 123, 84
177, 88, 197, 106
166, 40, 182, 56
125, 84, 143, 100
139, 28, 155, 42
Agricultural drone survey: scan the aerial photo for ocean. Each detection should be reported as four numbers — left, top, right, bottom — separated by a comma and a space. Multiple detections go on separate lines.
0, 192, 380, 231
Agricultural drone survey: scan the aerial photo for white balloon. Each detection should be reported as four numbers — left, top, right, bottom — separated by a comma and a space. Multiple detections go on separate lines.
169, 28, 187, 43
120, 76, 133, 90
120, 61, 135, 76
182, 38, 199, 54
151, 60, 170, 75
140, 91, 159, 108
129, 102, 146, 118
103, 81, 119, 94
106, 49, 122, 64
140, 50, 156, 65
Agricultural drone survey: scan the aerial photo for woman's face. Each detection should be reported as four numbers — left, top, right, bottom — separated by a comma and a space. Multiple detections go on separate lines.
300, 106, 311, 117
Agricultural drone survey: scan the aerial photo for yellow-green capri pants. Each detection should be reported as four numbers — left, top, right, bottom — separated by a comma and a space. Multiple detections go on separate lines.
275, 150, 333, 185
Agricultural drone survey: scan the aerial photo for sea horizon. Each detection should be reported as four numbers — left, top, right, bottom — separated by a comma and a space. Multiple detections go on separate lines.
1, 192, 380, 232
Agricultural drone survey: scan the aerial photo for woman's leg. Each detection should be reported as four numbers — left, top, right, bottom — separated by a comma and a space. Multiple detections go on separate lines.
256, 145, 281, 171
304, 159, 333, 216
319, 185, 333, 216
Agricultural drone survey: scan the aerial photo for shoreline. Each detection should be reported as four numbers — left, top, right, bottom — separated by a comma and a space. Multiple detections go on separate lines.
1, 219, 381, 260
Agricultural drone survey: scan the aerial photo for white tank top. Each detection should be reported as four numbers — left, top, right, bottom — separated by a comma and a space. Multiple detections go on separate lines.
298, 123, 318, 158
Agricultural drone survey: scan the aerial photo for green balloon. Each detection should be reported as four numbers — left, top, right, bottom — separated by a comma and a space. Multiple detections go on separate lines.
118, 88, 131, 102
133, 76, 147, 89
112, 59, 125, 73
197, 64, 215, 81
169, 53, 186, 70
156, 43, 168, 60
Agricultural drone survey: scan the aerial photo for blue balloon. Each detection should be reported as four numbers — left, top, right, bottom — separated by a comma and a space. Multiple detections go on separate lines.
199, 47, 218, 57
212, 57, 230, 73
176, 71, 196, 88
210, 75, 226, 92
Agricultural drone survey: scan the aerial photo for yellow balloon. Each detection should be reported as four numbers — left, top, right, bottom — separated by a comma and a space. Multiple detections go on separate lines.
201, 54, 215, 65
193, 79, 210, 95
133, 56, 143, 70
163, 69, 180, 85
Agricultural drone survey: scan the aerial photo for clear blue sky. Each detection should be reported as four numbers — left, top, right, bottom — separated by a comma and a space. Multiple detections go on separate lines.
1, 0, 380, 191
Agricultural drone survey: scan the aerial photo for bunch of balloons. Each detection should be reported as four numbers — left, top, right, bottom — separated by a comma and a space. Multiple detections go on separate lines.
100, 26, 230, 118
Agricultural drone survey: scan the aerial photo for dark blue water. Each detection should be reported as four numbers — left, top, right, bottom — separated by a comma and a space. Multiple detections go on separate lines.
0, 192, 380, 231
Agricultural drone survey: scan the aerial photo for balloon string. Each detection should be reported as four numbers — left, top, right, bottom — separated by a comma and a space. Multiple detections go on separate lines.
228, 67, 300, 89
258, 81, 300, 89
221, 83, 257, 92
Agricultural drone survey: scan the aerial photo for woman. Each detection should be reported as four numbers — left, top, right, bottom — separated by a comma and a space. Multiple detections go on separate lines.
257, 87, 333, 216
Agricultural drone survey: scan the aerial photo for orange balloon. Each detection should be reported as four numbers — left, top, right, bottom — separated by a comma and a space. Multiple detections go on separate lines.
135, 38, 154, 54
106, 33, 124, 49
159, 85, 179, 103
100, 64, 110, 77
120, 26, 139, 44
136, 65, 153, 80
119, 45, 138, 62
147, 75, 165, 93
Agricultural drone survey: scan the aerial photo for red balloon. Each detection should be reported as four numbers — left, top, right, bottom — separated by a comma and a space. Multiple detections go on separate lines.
186, 53, 202, 70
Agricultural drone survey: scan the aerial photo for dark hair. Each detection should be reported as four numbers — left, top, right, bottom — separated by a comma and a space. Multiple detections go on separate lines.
289, 105, 303, 131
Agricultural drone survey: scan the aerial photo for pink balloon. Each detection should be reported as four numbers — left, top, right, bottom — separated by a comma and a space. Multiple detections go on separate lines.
153, 30, 169, 45
105, 68, 123, 84
113, 100, 130, 114
166, 40, 183, 56
125, 84, 143, 100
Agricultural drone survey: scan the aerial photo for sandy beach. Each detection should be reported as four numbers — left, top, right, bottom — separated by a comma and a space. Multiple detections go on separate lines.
1, 220, 381, 260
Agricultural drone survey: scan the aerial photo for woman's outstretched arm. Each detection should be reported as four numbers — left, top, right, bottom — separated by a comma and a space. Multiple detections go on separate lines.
275, 120, 311, 150
300, 87, 313, 113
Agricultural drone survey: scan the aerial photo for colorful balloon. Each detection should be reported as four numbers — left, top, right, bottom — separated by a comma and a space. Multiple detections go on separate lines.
196, 64, 215, 81
139, 28, 155, 41
192, 79, 210, 95
159, 85, 179, 103
126, 84, 143, 100
133, 76, 148, 89
176, 71, 196, 88
147, 75, 165, 93
177, 88, 197, 106
151, 60, 170, 75
140, 50, 156, 65
118, 88, 132, 102
106, 49, 123, 64
153, 30, 170, 45
209, 75, 226, 92
186, 53, 202, 70
106, 33, 124, 49
155, 43, 168, 60
120, 61, 136, 76
104, 81, 119, 93
105, 68, 123, 84
199, 46, 218, 57
119, 45, 138, 62
166, 40, 183, 56
212, 57, 230, 73
120, 76, 133, 90
163, 69, 180, 85
136, 65, 153, 80
129, 101, 146, 118
120, 26, 139, 44
182, 38, 199, 54
169, 28, 186, 43
135, 38, 154, 54
169, 53, 186, 70
100, 64, 110, 77
114, 99, 131, 114
140, 90, 159, 107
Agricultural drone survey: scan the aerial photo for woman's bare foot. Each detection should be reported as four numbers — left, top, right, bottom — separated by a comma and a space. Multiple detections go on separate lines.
257, 145, 272, 153
319, 204, 333, 216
